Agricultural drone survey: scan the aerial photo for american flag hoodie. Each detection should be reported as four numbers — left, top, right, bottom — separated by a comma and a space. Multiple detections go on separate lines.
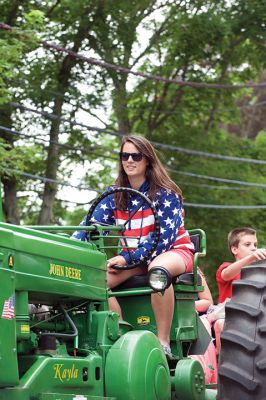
72, 181, 194, 264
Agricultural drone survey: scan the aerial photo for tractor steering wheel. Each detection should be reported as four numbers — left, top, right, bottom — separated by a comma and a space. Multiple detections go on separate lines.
85, 187, 160, 270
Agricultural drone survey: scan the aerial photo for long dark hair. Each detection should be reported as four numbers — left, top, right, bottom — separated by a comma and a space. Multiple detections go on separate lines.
115, 134, 182, 209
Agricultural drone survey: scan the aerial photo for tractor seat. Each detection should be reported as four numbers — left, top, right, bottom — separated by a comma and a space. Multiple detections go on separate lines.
114, 272, 202, 290
114, 233, 202, 290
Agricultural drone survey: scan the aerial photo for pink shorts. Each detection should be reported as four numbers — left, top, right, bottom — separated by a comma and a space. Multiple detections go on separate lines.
168, 248, 194, 273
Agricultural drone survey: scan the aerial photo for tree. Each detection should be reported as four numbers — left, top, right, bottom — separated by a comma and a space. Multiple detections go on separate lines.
1, 0, 265, 297
0, 6, 44, 223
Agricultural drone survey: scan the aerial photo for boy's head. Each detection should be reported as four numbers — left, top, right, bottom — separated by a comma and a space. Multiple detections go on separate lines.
228, 227, 257, 260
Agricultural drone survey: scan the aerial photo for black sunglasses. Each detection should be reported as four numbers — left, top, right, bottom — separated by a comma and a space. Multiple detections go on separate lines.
120, 152, 143, 162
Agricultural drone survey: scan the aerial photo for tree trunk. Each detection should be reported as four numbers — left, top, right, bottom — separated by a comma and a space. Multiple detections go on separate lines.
2, 176, 20, 224
0, 105, 21, 224
38, 19, 93, 225
37, 94, 62, 225
0, 0, 25, 224
113, 80, 132, 134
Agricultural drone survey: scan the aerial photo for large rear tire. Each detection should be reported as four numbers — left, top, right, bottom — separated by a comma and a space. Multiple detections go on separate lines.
218, 261, 266, 400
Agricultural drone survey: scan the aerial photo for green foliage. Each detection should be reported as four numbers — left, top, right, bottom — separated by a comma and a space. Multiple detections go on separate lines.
150, 125, 266, 300
255, 131, 266, 159
23, 10, 44, 31
0, 140, 42, 175
0, 8, 44, 104
0, 35, 22, 104
65, 207, 88, 227
1, 0, 266, 299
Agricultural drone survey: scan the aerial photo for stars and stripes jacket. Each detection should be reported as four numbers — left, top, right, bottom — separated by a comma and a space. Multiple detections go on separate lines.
72, 181, 194, 264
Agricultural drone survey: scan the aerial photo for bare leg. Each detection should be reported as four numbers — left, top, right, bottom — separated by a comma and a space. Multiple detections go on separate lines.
107, 266, 145, 320
214, 318, 224, 355
151, 286, 174, 346
108, 296, 122, 318
148, 251, 187, 347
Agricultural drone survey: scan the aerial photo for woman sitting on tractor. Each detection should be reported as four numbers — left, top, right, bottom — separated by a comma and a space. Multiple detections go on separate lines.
72, 134, 195, 356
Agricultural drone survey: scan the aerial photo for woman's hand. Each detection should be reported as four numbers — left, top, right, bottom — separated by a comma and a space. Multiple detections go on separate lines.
107, 255, 127, 274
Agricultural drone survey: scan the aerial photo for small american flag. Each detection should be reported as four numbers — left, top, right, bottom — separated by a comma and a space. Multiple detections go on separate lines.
1, 295, 15, 320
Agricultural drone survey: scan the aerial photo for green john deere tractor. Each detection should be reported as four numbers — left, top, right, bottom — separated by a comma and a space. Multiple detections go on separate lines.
0, 185, 262, 400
